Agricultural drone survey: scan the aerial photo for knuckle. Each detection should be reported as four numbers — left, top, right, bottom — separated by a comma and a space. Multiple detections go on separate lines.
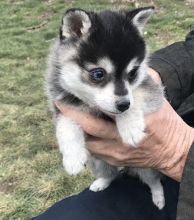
113, 149, 129, 162
85, 125, 97, 135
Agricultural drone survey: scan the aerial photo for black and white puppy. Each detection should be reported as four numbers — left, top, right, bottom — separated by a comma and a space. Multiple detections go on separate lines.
46, 7, 165, 209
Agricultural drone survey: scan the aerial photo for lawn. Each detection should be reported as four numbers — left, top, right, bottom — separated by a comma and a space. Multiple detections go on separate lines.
0, 0, 194, 219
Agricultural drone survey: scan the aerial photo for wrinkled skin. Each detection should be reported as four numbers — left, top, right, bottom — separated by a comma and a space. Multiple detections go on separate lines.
56, 68, 194, 182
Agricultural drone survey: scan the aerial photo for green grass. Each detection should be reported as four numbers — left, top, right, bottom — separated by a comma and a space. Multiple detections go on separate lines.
0, 0, 194, 219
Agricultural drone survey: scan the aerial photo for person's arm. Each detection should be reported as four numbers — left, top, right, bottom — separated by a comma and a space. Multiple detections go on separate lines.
149, 29, 194, 219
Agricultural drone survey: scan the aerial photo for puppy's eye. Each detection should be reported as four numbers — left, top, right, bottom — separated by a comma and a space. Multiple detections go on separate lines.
128, 67, 139, 81
89, 68, 105, 82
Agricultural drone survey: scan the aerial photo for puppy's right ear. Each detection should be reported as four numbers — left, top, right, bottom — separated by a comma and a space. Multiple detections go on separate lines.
60, 9, 92, 40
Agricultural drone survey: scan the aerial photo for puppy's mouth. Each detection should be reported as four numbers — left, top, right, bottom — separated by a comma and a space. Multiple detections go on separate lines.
101, 109, 122, 116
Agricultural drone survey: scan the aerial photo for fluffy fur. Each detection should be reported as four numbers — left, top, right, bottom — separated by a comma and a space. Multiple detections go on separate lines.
46, 7, 165, 209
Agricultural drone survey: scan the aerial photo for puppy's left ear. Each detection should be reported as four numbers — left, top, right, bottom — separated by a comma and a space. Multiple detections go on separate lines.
127, 7, 154, 35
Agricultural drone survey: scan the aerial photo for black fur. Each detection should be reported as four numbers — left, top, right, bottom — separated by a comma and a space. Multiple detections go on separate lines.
78, 10, 146, 74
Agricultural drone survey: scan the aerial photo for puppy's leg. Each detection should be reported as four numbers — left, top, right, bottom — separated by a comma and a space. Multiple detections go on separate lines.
116, 109, 145, 147
56, 114, 88, 176
89, 157, 118, 192
133, 168, 165, 210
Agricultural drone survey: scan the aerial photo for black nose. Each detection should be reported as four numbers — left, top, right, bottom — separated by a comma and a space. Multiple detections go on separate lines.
116, 100, 130, 112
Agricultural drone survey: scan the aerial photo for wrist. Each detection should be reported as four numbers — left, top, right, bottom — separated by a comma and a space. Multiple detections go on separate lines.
161, 124, 194, 182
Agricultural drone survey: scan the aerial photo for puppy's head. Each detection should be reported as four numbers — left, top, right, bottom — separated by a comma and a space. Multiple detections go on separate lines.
57, 7, 154, 115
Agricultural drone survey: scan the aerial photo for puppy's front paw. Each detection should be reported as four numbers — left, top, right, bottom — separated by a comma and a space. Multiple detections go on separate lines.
128, 128, 146, 146
63, 152, 87, 176
89, 178, 111, 192
120, 128, 145, 147
116, 112, 145, 147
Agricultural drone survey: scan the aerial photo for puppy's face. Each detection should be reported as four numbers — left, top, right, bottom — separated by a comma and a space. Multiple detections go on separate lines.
58, 8, 154, 115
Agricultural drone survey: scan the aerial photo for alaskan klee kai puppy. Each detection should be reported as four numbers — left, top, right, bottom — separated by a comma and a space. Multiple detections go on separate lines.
46, 7, 165, 209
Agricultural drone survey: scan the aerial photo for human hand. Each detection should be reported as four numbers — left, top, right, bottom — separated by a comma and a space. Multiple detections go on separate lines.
55, 69, 194, 182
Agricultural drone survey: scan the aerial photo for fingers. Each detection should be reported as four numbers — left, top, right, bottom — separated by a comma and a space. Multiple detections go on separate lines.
86, 138, 146, 166
86, 138, 121, 158
55, 102, 120, 140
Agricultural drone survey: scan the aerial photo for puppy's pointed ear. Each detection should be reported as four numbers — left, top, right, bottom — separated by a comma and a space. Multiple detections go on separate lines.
127, 7, 154, 35
60, 9, 92, 40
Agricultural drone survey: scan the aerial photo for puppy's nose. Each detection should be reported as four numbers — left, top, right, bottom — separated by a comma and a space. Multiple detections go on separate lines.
116, 100, 130, 112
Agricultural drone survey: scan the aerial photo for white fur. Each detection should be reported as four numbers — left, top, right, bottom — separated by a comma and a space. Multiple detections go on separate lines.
125, 57, 138, 73
116, 108, 145, 147
151, 182, 165, 209
56, 114, 88, 175
90, 178, 113, 192
47, 8, 165, 209
60, 62, 96, 105
98, 57, 115, 73
59, 53, 149, 116
95, 82, 122, 114
130, 168, 165, 209
55, 57, 164, 210
135, 59, 148, 87
60, 62, 132, 114
89, 157, 117, 192
85, 57, 115, 74
125, 57, 148, 90
58, 45, 77, 64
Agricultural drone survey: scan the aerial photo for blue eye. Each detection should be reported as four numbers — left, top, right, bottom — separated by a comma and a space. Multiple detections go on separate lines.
89, 68, 105, 82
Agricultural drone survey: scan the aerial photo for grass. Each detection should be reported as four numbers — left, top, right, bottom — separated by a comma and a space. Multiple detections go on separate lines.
0, 0, 194, 219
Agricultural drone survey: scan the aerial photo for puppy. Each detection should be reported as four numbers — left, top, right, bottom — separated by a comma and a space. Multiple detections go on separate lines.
46, 7, 165, 209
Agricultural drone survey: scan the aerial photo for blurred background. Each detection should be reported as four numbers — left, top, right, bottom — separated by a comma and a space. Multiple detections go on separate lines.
0, 0, 194, 219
